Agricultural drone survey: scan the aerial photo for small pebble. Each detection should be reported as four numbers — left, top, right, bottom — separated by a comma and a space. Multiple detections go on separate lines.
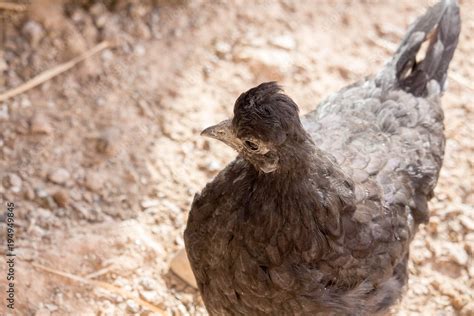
48, 168, 70, 184
101, 49, 114, 62
95, 97, 106, 107
428, 217, 440, 234
53, 190, 69, 207
30, 113, 52, 134
447, 244, 469, 266
22, 21, 44, 47
3, 173, 22, 191
84, 173, 103, 192
45, 304, 58, 312
134, 44, 146, 56
0, 104, 9, 121
215, 41, 232, 58
141, 199, 160, 209
162, 200, 181, 214
36, 188, 49, 198
140, 276, 158, 291
125, 299, 140, 313
461, 301, 474, 316
24, 185, 35, 200
207, 160, 221, 172
139, 290, 161, 304
20, 96, 32, 108
95, 128, 120, 156
270, 34, 296, 50
460, 215, 474, 231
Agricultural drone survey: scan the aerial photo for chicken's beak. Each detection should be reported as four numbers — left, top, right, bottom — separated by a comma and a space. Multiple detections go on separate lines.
201, 119, 239, 150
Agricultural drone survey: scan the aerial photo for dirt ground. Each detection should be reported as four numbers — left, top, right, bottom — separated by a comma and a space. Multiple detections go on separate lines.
0, 0, 472, 315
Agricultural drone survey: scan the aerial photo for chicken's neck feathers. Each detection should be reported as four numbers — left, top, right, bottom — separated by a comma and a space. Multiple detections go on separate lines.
241, 139, 356, 239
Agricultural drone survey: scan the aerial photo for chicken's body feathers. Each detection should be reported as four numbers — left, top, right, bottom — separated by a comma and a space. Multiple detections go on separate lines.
185, 1, 460, 314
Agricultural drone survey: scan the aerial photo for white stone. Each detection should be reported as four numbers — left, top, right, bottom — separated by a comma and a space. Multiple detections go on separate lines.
134, 44, 146, 56
448, 244, 469, 266
101, 49, 114, 62
139, 290, 161, 305
270, 34, 296, 50
140, 276, 158, 291
215, 41, 232, 58
125, 299, 140, 313
140, 199, 160, 208
48, 168, 70, 184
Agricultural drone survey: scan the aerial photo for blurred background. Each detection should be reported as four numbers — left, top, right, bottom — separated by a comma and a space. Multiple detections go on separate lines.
0, 0, 472, 315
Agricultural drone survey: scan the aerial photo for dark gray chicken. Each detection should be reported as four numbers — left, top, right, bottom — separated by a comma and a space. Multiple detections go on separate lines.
184, 1, 461, 315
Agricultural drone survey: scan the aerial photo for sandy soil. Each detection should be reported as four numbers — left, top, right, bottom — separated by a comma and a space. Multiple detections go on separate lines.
0, 0, 472, 315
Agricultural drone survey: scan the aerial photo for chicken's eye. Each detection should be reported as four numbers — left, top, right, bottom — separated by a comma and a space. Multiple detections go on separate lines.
245, 140, 259, 151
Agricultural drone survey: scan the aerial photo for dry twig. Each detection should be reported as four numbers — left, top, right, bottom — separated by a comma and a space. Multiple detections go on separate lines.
0, 41, 110, 102
84, 263, 116, 279
31, 262, 165, 314
0, 2, 26, 11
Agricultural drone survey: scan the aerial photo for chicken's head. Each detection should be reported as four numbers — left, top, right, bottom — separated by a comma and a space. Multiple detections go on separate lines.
201, 82, 308, 173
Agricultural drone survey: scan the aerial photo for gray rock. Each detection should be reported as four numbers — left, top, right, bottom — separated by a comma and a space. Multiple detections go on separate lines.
0, 104, 9, 121
36, 188, 49, 198
22, 21, 44, 47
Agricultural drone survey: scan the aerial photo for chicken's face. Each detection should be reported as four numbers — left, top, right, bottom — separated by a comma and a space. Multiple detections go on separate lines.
201, 82, 307, 173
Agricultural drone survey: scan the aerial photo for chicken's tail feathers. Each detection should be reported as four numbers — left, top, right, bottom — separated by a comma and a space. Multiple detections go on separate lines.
378, 0, 461, 97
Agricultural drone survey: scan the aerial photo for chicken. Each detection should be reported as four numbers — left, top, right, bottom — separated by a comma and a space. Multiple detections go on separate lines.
184, 1, 461, 315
